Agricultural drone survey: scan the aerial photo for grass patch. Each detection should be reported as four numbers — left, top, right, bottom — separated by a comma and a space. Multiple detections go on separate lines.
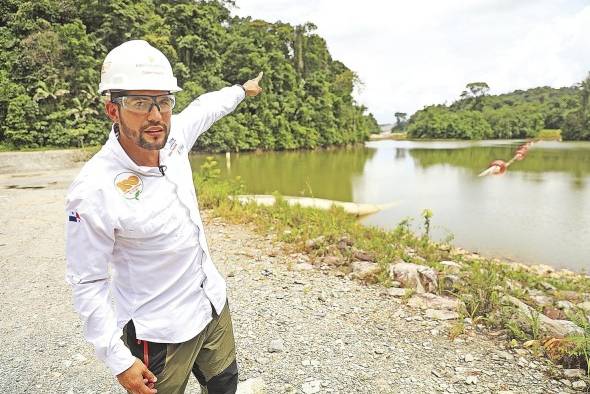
537, 129, 562, 140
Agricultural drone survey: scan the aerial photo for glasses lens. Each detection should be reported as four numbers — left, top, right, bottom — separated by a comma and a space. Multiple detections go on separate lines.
121, 95, 176, 113
123, 96, 152, 113
157, 95, 175, 113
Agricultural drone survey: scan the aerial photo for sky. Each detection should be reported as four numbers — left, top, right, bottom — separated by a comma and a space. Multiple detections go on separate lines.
231, 0, 590, 124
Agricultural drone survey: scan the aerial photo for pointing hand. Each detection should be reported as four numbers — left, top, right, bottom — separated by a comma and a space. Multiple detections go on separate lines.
242, 72, 264, 97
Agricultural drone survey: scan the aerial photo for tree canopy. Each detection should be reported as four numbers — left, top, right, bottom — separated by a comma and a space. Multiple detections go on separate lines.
0, 0, 379, 150
407, 82, 586, 140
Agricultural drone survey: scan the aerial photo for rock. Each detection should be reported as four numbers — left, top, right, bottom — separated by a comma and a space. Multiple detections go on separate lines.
305, 236, 325, 250
523, 340, 540, 349
390, 280, 402, 288
556, 290, 583, 302
572, 380, 587, 390
388, 262, 438, 293
72, 353, 87, 363
576, 301, 590, 312
463, 354, 474, 362
352, 248, 375, 262
387, 287, 407, 297
322, 256, 342, 266
496, 351, 514, 361
407, 293, 463, 311
465, 376, 478, 385
441, 274, 460, 290
530, 295, 553, 308
432, 369, 443, 378
350, 261, 380, 281
563, 369, 585, 379
530, 264, 555, 275
237, 378, 266, 394
425, 309, 459, 320
544, 306, 567, 320
440, 260, 461, 273
540, 282, 557, 291
503, 295, 583, 338
294, 263, 314, 271
301, 380, 321, 394
556, 300, 574, 310
268, 339, 285, 353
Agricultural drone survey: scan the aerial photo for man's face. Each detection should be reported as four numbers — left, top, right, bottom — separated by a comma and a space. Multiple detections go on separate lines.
110, 90, 173, 151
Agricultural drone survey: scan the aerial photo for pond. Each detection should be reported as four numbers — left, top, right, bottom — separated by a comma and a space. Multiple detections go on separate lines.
191, 140, 590, 273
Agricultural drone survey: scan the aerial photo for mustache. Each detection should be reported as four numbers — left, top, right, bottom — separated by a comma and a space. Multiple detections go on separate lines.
140, 121, 169, 133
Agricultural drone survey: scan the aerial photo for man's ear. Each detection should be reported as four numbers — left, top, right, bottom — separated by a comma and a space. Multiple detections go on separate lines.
104, 101, 120, 123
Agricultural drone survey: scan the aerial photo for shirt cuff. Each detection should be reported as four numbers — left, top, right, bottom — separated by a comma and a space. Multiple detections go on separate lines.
106, 339, 136, 376
232, 84, 246, 100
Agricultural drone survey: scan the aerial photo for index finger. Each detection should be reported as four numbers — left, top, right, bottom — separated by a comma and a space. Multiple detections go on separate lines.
254, 71, 263, 82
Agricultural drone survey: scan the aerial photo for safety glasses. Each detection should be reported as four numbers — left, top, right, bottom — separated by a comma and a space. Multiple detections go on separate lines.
112, 94, 176, 114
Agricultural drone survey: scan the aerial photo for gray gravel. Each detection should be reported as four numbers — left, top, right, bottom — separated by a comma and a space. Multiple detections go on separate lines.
0, 161, 582, 393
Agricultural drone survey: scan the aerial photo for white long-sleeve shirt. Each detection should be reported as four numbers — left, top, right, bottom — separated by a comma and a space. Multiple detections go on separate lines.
65, 86, 245, 375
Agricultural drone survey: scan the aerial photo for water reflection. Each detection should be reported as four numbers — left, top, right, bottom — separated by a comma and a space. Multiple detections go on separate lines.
190, 146, 376, 201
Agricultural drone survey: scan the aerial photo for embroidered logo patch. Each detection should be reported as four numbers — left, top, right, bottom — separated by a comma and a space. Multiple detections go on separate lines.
68, 211, 81, 222
114, 172, 143, 200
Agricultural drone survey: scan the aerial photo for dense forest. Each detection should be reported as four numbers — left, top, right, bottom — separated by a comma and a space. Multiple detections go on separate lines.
0, 0, 379, 151
402, 79, 590, 141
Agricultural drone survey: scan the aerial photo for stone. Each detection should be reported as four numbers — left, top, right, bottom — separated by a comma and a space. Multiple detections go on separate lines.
388, 262, 438, 293
530, 295, 553, 307
556, 300, 574, 310
465, 376, 478, 385
540, 282, 557, 291
530, 264, 555, 275
544, 306, 566, 320
408, 293, 463, 311
572, 380, 587, 390
576, 301, 590, 312
301, 380, 321, 394
268, 339, 285, 353
387, 287, 407, 297
72, 353, 87, 363
523, 340, 540, 349
322, 256, 342, 266
352, 248, 375, 262
237, 378, 266, 394
440, 260, 461, 273
305, 236, 325, 250
425, 309, 459, 320
351, 261, 380, 281
294, 263, 314, 271
563, 369, 584, 379
503, 295, 583, 338
463, 354, 474, 362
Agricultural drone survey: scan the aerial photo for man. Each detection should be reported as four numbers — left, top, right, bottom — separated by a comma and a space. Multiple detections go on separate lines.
65, 40, 263, 393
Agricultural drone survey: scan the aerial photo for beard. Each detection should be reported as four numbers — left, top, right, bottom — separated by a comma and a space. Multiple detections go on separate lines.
118, 116, 170, 151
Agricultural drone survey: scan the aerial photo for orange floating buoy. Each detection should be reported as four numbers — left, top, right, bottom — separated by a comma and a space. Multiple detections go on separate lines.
489, 159, 507, 175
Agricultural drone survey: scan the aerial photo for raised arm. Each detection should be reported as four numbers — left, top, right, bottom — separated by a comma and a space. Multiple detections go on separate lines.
176, 72, 264, 149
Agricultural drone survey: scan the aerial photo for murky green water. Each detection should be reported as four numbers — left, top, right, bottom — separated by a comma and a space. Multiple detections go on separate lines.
190, 140, 590, 272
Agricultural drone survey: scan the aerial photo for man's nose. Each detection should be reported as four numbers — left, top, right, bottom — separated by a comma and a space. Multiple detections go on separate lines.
146, 104, 163, 121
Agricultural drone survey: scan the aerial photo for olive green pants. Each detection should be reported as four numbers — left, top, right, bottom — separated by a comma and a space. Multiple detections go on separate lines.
123, 302, 238, 393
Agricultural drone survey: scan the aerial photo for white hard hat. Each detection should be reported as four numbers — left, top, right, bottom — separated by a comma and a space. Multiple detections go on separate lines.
99, 40, 181, 94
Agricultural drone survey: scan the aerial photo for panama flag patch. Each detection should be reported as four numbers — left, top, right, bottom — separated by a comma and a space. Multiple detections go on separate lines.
68, 211, 81, 222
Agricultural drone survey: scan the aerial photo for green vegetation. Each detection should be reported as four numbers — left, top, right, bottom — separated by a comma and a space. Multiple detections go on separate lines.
406, 81, 590, 140
195, 158, 590, 374
537, 129, 562, 140
0, 0, 378, 151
